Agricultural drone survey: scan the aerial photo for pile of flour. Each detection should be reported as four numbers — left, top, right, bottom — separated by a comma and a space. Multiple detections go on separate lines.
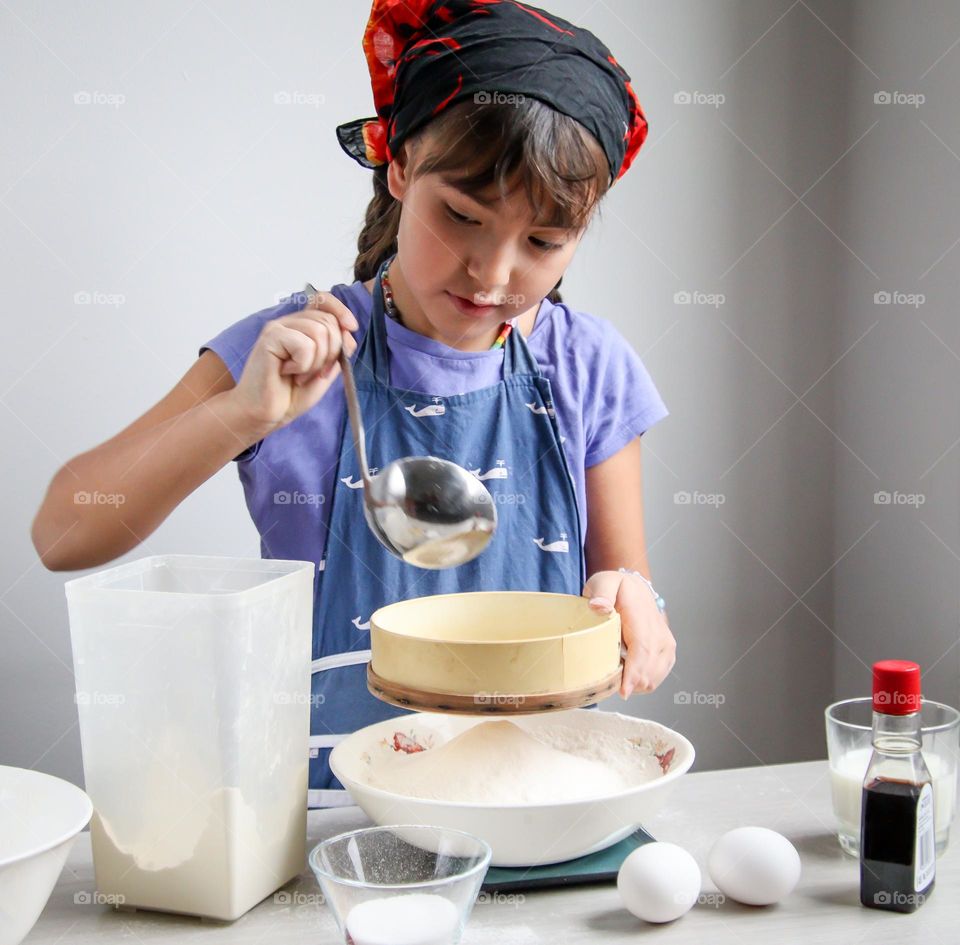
366, 719, 664, 804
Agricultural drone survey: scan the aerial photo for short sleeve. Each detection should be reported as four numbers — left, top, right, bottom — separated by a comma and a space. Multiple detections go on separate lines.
198, 291, 308, 462
582, 318, 668, 467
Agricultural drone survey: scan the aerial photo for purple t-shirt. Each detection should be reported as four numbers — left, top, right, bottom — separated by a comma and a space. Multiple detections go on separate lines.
199, 279, 668, 564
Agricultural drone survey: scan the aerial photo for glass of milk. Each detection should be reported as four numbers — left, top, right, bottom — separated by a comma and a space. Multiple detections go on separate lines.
825, 697, 959, 857
309, 825, 492, 945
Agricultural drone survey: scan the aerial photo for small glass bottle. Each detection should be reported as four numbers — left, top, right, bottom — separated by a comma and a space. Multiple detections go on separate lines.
860, 659, 936, 913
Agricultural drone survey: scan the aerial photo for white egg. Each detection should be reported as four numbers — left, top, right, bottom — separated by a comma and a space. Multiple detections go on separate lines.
707, 827, 801, 906
617, 841, 701, 924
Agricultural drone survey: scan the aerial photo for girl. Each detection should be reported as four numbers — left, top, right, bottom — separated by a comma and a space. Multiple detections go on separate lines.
32, 0, 676, 809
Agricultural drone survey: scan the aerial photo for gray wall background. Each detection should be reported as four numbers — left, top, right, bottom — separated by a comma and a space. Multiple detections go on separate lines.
2, 1, 957, 786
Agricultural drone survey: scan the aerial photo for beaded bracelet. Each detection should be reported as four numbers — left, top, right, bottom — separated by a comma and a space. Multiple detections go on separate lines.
618, 568, 667, 615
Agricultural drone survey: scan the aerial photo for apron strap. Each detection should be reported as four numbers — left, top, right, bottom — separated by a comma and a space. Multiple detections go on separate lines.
311, 649, 371, 674
502, 310, 542, 377
308, 787, 355, 808
355, 253, 543, 384
308, 733, 349, 749
356, 254, 397, 386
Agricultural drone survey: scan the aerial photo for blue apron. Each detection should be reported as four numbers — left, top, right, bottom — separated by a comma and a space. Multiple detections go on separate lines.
307, 255, 586, 808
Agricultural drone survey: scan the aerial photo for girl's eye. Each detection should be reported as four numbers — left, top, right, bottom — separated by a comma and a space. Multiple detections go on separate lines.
444, 204, 475, 224
445, 201, 565, 250
530, 236, 565, 251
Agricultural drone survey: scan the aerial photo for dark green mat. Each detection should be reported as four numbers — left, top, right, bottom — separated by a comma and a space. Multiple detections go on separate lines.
480, 825, 656, 892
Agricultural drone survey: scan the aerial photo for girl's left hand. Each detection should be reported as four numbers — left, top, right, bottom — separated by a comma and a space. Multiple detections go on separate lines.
582, 570, 676, 699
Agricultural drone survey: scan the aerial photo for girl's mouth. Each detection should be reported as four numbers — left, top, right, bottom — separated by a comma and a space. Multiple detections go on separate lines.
445, 290, 500, 318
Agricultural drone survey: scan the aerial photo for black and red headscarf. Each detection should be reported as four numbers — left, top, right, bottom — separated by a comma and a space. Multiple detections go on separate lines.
336, 0, 649, 184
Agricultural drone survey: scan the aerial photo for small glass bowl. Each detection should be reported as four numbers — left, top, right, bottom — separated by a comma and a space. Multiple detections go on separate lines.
308, 824, 492, 944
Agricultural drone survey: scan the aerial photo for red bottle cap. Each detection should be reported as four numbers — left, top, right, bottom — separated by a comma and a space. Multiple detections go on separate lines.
872, 659, 922, 715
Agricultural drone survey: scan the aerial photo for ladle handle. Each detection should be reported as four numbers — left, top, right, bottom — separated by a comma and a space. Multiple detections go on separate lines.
339, 347, 371, 486
302, 283, 369, 486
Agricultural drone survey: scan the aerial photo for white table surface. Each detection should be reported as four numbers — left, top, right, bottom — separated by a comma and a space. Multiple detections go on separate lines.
25, 760, 958, 944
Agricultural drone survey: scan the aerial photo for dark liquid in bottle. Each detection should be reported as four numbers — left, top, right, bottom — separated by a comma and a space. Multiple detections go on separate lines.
860, 777, 935, 913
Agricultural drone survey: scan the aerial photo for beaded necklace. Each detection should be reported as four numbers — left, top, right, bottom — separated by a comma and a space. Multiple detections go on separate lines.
381, 260, 513, 350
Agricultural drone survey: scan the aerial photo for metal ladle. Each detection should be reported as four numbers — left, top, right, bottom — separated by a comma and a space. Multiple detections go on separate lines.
303, 283, 497, 569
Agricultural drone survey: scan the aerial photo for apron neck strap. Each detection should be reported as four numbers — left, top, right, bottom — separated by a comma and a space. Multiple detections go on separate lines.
503, 312, 541, 376
357, 254, 394, 386
356, 253, 542, 384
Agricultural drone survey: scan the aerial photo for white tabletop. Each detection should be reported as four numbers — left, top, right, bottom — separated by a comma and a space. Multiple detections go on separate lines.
25, 760, 958, 944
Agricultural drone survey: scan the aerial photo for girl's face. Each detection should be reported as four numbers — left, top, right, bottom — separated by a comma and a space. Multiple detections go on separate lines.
386, 146, 588, 350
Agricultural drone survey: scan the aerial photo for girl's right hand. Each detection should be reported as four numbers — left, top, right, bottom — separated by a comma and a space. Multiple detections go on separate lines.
229, 290, 360, 434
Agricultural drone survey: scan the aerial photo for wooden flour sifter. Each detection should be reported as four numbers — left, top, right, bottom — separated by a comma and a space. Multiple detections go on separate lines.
366, 591, 624, 715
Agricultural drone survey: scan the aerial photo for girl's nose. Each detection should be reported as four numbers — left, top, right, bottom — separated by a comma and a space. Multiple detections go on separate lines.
466, 245, 514, 296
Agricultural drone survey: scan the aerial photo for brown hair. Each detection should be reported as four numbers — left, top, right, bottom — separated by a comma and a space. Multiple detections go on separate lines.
352, 97, 611, 303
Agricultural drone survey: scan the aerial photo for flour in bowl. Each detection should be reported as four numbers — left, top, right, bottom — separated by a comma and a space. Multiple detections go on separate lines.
365, 719, 658, 804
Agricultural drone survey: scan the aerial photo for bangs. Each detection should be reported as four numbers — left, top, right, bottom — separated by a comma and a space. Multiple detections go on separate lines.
408, 97, 610, 232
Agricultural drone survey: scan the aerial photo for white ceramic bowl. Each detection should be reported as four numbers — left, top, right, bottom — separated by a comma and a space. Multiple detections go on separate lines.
0, 766, 93, 945
331, 709, 694, 867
